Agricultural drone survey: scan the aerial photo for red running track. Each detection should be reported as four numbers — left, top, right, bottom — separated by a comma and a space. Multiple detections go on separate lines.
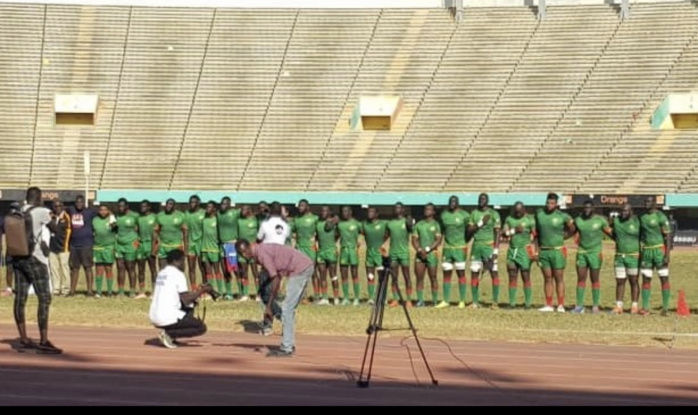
0, 324, 697, 406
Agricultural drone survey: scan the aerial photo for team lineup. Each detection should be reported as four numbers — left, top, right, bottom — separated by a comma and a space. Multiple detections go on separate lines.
47, 190, 674, 316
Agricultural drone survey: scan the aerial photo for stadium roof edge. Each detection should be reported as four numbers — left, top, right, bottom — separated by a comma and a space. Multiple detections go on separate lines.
0, 0, 684, 8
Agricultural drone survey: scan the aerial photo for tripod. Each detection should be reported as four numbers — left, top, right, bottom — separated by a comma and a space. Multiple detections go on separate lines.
357, 256, 438, 388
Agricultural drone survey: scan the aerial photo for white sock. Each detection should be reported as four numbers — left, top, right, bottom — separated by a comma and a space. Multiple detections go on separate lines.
632, 302, 638, 308
616, 301, 623, 308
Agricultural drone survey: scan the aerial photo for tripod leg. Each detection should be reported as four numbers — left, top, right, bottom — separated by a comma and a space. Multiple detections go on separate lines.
392, 275, 439, 387
358, 268, 389, 388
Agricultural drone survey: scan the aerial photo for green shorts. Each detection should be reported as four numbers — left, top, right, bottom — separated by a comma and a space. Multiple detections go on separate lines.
641, 246, 666, 269
576, 250, 603, 270
317, 247, 337, 265
442, 246, 467, 264
365, 247, 383, 268
94, 246, 115, 265
201, 250, 220, 263
298, 245, 317, 262
340, 246, 359, 266
507, 245, 533, 271
136, 241, 152, 261
158, 243, 183, 259
187, 240, 202, 256
390, 252, 410, 267
614, 254, 639, 271
416, 251, 438, 267
115, 241, 138, 262
538, 247, 567, 270
471, 243, 494, 263
239, 256, 255, 265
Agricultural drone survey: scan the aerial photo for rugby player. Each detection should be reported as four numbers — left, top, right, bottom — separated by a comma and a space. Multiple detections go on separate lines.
607, 204, 641, 314
218, 197, 241, 299
467, 193, 502, 308
93, 205, 117, 297
316, 206, 340, 305
186, 195, 206, 289
639, 197, 672, 316
153, 198, 188, 276
387, 203, 414, 307
361, 207, 388, 305
535, 193, 575, 313
136, 200, 158, 295
338, 206, 361, 306
572, 200, 610, 314
502, 202, 535, 309
202, 201, 223, 294
412, 203, 444, 307
438, 196, 469, 309
115, 199, 140, 297
292, 199, 320, 303
236, 205, 260, 300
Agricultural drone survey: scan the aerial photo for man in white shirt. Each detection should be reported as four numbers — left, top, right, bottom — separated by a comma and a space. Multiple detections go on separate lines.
257, 202, 291, 245
149, 249, 211, 349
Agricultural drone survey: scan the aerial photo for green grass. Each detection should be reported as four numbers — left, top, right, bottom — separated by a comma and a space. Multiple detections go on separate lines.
1, 242, 696, 349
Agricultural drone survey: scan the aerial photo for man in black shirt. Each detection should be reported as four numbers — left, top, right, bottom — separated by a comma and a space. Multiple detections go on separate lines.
49, 199, 72, 296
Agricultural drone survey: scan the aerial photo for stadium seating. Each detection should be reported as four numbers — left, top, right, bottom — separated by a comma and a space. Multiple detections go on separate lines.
1, 2, 697, 193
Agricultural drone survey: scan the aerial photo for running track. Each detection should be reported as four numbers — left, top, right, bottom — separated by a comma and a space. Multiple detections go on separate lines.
0, 324, 697, 406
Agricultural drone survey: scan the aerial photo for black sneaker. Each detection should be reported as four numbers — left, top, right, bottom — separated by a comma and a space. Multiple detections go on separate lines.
266, 348, 293, 358
15, 339, 38, 353
36, 341, 63, 355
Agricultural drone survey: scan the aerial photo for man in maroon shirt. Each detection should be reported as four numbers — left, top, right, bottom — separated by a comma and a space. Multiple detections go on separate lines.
236, 239, 314, 357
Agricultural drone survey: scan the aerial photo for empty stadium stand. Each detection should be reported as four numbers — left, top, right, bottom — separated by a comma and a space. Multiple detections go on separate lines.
0, 1, 697, 194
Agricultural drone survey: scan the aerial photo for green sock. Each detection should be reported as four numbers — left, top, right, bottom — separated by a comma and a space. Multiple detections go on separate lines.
642, 285, 651, 310
95, 276, 104, 294
508, 285, 517, 307
225, 281, 232, 296
432, 290, 438, 303
459, 279, 467, 302
106, 278, 114, 294
118, 287, 125, 295
662, 284, 671, 311
243, 282, 249, 296
576, 284, 586, 306
443, 279, 452, 303
524, 286, 532, 307
492, 279, 500, 303
592, 287, 600, 307
392, 288, 399, 300
353, 282, 361, 300
216, 278, 224, 294
368, 283, 375, 301
472, 283, 480, 304
238, 281, 244, 296
417, 290, 424, 303
342, 282, 349, 299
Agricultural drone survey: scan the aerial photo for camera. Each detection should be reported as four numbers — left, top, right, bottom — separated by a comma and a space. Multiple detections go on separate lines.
200, 283, 221, 302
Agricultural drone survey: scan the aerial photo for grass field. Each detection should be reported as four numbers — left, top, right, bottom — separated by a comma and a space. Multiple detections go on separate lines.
0, 242, 696, 349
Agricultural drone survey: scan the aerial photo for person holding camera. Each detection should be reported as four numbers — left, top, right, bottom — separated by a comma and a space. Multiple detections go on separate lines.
149, 249, 211, 349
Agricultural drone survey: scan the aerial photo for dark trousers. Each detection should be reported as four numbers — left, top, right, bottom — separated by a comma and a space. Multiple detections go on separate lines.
258, 270, 283, 328
158, 310, 207, 340
13, 256, 52, 332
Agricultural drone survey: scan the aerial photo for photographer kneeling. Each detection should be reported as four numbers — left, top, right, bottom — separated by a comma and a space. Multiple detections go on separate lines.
149, 249, 212, 349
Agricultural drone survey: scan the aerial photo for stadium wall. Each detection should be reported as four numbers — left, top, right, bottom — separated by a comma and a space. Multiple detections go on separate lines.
94, 190, 697, 208
95, 190, 551, 207
0, 0, 683, 8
